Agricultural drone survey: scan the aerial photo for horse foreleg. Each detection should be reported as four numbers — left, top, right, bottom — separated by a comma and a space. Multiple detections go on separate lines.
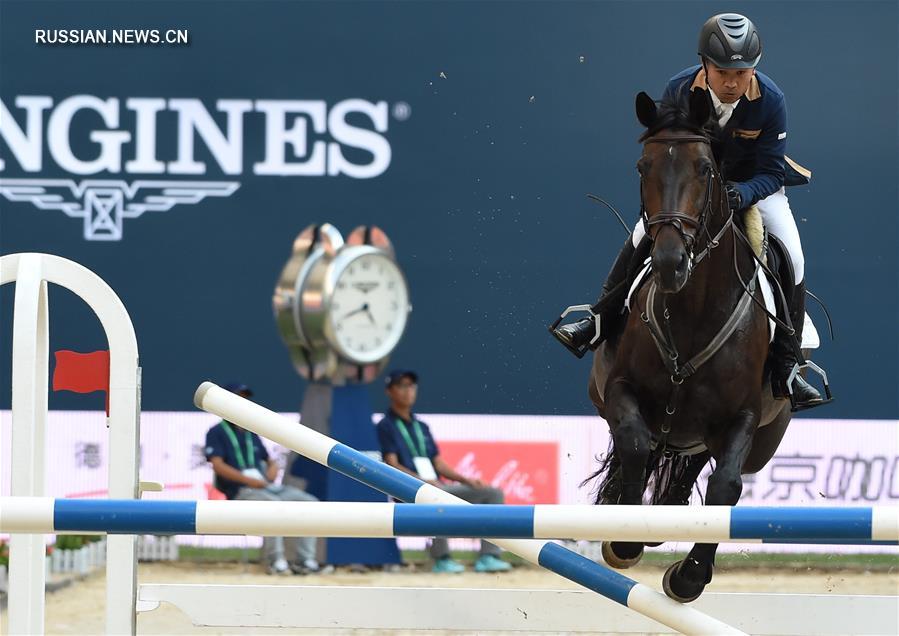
663, 408, 759, 603
601, 379, 652, 568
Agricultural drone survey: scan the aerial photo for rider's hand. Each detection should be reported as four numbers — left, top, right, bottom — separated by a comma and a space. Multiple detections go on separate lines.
725, 182, 743, 212
246, 478, 269, 489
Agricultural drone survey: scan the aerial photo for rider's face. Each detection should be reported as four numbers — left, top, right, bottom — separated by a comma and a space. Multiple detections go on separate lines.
704, 62, 755, 103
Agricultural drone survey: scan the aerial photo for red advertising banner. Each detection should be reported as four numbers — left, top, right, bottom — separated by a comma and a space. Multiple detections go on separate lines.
437, 441, 559, 504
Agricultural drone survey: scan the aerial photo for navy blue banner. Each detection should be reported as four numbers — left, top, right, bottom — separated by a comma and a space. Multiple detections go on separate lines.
1, 1, 896, 418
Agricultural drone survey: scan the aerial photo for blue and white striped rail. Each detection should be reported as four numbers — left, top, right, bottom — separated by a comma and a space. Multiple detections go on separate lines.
3, 498, 897, 545
192, 382, 742, 636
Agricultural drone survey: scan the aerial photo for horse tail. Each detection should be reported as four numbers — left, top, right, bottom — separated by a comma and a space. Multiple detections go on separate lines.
583, 441, 708, 505
645, 450, 709, 505
581, 438, 622, 505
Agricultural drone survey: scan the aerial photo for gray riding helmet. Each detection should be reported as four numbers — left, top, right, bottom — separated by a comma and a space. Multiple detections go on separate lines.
698, 13, 762, 69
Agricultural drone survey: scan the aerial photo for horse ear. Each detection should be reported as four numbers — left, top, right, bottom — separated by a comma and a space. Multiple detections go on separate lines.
688, 88, 712, 127
635, 92, 657, 129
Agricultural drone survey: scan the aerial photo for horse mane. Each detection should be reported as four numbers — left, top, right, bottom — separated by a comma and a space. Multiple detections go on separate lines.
638, 100, 710, 142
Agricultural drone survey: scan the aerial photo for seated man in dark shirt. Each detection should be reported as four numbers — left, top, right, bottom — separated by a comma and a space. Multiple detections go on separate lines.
375, 370, 511, 573
204, 382, 324, 575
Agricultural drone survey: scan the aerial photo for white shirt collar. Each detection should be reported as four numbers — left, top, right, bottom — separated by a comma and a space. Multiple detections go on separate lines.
709, 88, 740, 128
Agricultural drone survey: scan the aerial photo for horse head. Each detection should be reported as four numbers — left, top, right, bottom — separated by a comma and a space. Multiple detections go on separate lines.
635, 89, 723, 293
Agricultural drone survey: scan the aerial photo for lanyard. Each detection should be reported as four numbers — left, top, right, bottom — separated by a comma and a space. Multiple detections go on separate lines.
220, 421, 255, 470
395, 418, 428, 458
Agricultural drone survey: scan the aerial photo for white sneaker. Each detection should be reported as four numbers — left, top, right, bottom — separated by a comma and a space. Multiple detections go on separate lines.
291, 558, 335, 575
268, 557, 290, 575
291, 558, 317, 574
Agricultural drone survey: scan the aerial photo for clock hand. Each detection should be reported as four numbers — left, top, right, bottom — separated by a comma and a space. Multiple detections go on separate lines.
365, 307, 376, 324
341, 303, 369, 321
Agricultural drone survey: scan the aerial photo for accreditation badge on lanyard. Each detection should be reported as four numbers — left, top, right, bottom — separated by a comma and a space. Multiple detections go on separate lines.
413, 457, 438, 481
396, 418, 438, 481
221, 422, 266, 482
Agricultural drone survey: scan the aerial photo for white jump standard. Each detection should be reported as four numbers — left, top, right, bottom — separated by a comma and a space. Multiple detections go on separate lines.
3, 498, 897, 545
193, 381, 744, 636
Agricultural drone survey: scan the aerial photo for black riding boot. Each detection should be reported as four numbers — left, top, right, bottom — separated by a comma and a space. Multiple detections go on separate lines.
552, 237, 638, 355
771, 282, 825, 411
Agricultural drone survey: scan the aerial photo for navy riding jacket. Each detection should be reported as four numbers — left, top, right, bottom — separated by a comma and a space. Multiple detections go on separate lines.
662, 65, 809, 208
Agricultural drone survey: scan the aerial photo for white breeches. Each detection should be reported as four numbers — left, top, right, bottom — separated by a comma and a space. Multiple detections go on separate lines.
630, 187, 805, 283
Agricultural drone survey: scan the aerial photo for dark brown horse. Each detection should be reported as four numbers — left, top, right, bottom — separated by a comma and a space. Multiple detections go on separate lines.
588, 89, 796, 602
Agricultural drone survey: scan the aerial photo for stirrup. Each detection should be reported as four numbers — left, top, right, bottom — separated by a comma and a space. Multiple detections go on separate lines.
548, 304, 602, 359
786, 360, 834, 412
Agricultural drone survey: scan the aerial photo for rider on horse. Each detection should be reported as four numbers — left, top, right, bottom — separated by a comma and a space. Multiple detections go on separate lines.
552, 13, 827, 411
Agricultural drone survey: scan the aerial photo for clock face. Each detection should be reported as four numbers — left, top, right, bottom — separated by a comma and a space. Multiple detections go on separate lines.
326, 250, 410, 364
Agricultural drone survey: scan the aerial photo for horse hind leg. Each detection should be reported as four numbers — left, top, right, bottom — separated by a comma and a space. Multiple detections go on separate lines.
663, 410, 758, 602
600, 380, 652, 569
743, 404, 790, 474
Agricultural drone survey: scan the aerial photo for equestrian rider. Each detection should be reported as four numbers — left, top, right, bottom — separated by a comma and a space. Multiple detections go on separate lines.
552, 13, 826, 411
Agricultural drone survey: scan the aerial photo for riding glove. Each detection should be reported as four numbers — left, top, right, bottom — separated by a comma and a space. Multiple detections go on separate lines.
725, 182, 743, 212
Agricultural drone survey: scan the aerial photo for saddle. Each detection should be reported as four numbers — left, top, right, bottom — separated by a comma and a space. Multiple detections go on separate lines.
762, 232, 794, 315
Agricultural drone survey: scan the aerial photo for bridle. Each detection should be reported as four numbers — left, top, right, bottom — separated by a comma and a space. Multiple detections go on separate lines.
635, 132, 744, 452
638, 133, 731, 269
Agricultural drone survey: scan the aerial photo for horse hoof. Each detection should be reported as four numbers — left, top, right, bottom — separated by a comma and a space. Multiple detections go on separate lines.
601, 541, 644, 569
644, 541, 663, 547
662, 560, 705, 603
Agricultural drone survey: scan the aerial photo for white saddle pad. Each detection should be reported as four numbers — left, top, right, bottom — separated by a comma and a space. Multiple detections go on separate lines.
625, 261, 819, 349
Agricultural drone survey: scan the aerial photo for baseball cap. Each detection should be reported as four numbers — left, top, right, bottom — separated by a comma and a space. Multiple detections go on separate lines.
384, 370, 418, 388
223, 382, 253, 396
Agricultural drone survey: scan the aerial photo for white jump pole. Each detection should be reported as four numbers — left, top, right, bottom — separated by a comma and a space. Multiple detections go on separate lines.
193, 381, 744, 636
3, 498, 897, 545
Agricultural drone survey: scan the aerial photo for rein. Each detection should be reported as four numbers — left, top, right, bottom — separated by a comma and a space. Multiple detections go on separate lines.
641, 134, 809, 343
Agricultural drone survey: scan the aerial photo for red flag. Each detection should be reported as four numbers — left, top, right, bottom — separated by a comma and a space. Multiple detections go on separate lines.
53, 350, 110, 414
